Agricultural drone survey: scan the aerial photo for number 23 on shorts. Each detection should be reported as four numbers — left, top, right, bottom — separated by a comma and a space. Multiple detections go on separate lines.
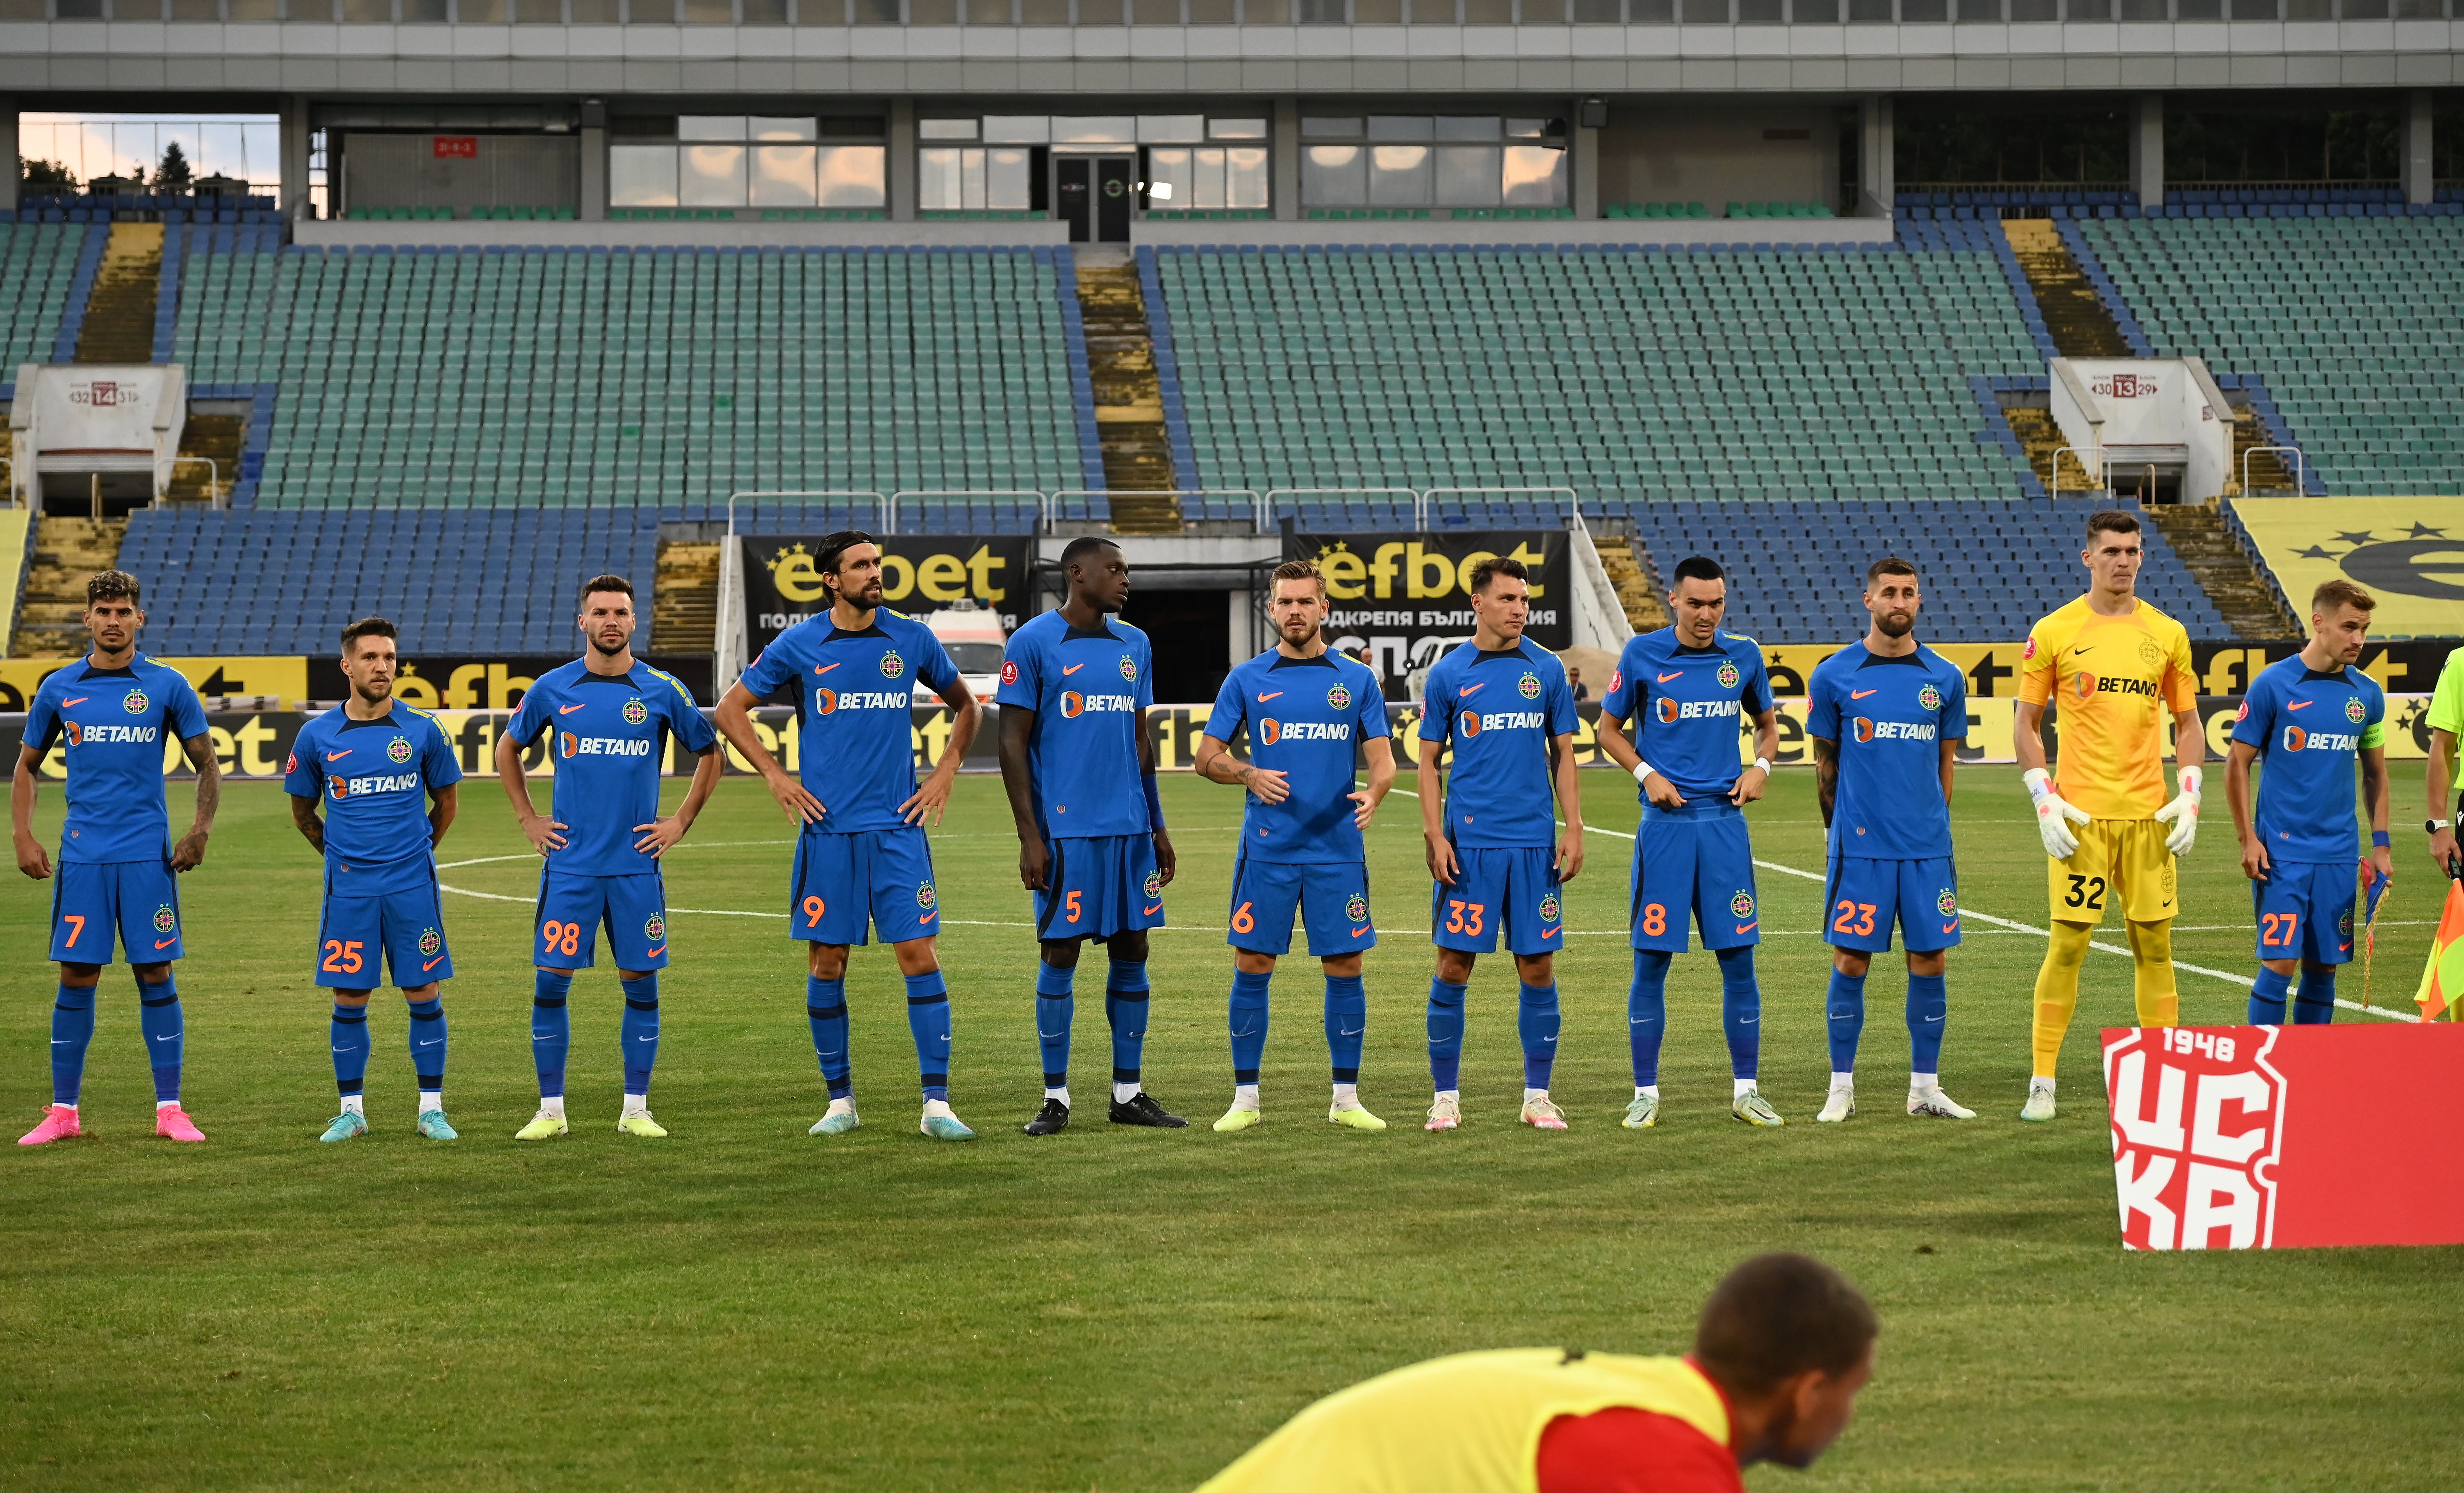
1831, 900, 1878, 937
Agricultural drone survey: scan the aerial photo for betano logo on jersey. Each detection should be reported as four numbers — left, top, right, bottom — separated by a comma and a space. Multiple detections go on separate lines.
1061, 691, 1136, 718
2280, 725, 2360, 754
1852, 717, 1938, 743
66, 722, 157, 747
1458, 709, 1549, 739
1657, 696, 1742, 724
815, 686, 909, 716
388, 736, 413, 763
561, 732, 654, 758
1259, 718, 1351, 746
2077, 670, 2161, 700
332, 770, 423, 799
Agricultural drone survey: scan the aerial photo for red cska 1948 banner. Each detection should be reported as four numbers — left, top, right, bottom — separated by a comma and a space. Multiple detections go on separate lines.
2102, 1023, 2464, 1251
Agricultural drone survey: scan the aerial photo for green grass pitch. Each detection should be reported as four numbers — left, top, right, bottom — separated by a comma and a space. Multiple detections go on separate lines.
5, 763, 2459, 1491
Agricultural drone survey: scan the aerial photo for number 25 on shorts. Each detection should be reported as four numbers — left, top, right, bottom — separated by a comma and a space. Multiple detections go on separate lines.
321, 939, 365, 975
1444, 900, 1485, 936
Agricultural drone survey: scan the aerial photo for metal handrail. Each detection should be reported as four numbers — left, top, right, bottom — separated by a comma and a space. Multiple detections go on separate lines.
726, 490, 890, 537
2241, 445, 2307, 495
891, 490, 1050, 537
2049, 445, 2101, 495
169, 456, 221, 509
1048, 489, 1261, 533
1420, 486, 1580, 530
1261, 488, 1423, 534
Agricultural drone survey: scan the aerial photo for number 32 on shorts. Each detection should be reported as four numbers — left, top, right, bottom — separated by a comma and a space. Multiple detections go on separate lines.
2062, 874, 2108, 911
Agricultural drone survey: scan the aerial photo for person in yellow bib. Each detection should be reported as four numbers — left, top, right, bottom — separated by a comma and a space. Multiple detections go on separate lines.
1193, 1254, 1876, 1493
2013, 508, 2204, 1122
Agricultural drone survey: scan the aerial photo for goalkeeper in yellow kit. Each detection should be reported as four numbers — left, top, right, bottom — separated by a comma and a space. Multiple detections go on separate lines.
2012, 508, 2204, 1122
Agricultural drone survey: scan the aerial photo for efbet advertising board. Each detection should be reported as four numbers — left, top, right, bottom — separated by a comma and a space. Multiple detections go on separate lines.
2232, 497, 2464, 639
1753, 639, 2453, 701
2104, 1023, 2464, 1250
1286, 531, 1570, 700
739, 535, 1034, 654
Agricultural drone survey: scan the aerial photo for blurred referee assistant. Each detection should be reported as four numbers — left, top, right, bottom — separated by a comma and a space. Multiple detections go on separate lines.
1194, 1254, 1876, 1493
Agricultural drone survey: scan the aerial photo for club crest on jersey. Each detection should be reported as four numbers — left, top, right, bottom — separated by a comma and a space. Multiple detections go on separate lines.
153, 905, 176, 934
1608, 668, 1621, 693
1345, 892, 1369, 923
388, 736, 413, 764
1717, 661, 1740, 689
1326, 683, 1351, 711
1730, 890, 1754, 918
1936, 887, 1957, 916
1918, 683, 1943, 711
1259, 718, 1282, 745
1538, 892, 1561, 922
2138, 636, 2164, 668
917, 882, 937, 910
2339, 903, 2355, 939
1519, 673, 1541, 700
121, 688, 148, 715
285, 751, 297, 773
2346, 697, 2366, 725
645, 913, 667, 941
2235, 701, 2250, 721
419, 927, 442, 957
1143, 870, 1164, 900
1118, 656, 1138, 684
1000, 660, 1020, 686
624, 697, 649, 725
2022, 636, 2039, 661
880, 651, 905, 680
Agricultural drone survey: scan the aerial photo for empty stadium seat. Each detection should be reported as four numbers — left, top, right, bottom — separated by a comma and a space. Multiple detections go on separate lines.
0, 222, 89, 370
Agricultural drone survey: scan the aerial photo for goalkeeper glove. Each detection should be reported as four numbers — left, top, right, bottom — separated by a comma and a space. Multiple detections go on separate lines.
2024, 768, 2091, 860
2154, 766, 2203, 856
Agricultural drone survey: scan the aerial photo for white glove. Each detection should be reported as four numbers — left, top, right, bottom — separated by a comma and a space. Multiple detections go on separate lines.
2153, 766, 2203, 856
2024, 768, 2091, 860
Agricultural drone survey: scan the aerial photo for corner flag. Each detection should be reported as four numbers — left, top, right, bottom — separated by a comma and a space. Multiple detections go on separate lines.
2412, 878, 2464, 1021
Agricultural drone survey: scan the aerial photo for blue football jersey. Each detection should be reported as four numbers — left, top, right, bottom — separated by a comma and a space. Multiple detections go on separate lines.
1599, 628, 1773, 801
505, 659, 719, 876
1806, 643, 1968, 860
996, 609, 1155, 840
1205, 648, 1392, 864
21, 655, 208, 863
2231, 655, 2387, 864
738, 609, 958, 835
1415, 640, 1577, 850
284, 703, 464, 891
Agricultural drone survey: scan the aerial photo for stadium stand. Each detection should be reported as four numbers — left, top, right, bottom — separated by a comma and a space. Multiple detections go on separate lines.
1153, 230, 2045, 527
7, 194, 281, 226
169, 242, 1091, 511
0, 222, 92, 373
115, 506, 658, 654
1618, 497, 2227, 644
2077, 214, 2464, 498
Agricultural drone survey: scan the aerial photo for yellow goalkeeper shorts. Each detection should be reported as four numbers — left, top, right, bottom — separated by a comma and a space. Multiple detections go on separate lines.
2046, 818, 2177, 926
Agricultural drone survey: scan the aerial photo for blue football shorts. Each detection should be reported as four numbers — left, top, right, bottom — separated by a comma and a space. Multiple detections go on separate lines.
1631, 799, 1760, 953
792, 825, 941, 946
1432, 843, 1564, 957
2252, 859, 2359, 966
1230, 855, 1375, 957
1034, 833, 1166, 944
1823, 855, 1963, 954
49, 855, 181, 964
536, 868, 671, 970
316, 865, 453, 989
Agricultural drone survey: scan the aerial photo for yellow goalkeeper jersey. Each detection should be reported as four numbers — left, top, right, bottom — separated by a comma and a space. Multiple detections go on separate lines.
2018, 595, 2197, 821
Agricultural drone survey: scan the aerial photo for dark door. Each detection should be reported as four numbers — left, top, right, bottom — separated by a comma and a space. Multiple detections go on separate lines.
1119, 588, 1230, 705
1095, 155, 1134, 243
1055, 156, 1091, 242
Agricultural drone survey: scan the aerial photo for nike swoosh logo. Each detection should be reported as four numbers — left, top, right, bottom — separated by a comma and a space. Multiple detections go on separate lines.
1942, 922, 1959, 934
1734, 921, 1758, 934
1924, 1014, 1945, 1023
154, 1033, 176, 1042
1143, 903, 1163, 915
636, 1036, 656, 1043
421, 957, 444, 971
559, 702, 587, 715
815, 663, 840, 675
2073, 646, 2094, 655
1850, 689, 1879, 700
1656, 671, 1683, 683
418, 1037, 442, 1046
644, 945, 666, 957
1062, 663, 1086, 675
1458, 683, 1485, 697
2339, 941, 2351, 952
917, 912, 937, 925
2288, 700, 2312, 711
60, 697, 87, 707
155, 938, 176, 949
326, 750, 351, 761
1340, 1026, 1364, 1037
1351, 926, 1370, 937
1258, 691, 1283, 702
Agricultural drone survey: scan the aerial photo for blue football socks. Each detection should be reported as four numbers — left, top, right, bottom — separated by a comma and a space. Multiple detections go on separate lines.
1824, 967, 1868, 1075
1517, 980, 1561, 1090
2248, 966, 2293, 1025
904, 970, 952, 1101
1035, 960, 1075, 1091
620, 974, 660, 1099
1324, 973, 1366, 1084
532, 970, 572, 1099
405, 996, 446, 1106
1907, 972, 1948, 1076
1427, 977, 1467, 1092
808, 975, 852, 1099
331, 994, 372, 1103
1717, 946, 1760, 1081
136, 974, 183, 1104
1105, 957, 1150, 1088
51, 982, 96, 1106
1229, 969, 1271, 1084
2293, 968, 2337, 1026
1628, 951, 1671, 1087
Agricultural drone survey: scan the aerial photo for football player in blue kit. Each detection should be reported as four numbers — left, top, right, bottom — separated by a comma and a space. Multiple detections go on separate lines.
1414, 556, 1585, 1133
997, 536, 1184, 1136
1805, 559, 1976, 1123
1193, 558, 1398, 1133
498, 575, 724, 1140
2224, 579, 2391, 1026
11, 570, 219, 1147
716, 533, 984, 1142
284, 618, 465, 1143
1596, 556, 1785, 1129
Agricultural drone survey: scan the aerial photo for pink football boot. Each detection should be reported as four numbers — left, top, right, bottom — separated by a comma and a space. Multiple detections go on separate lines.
155, 1106, 207, 1143
18, 1105, 82, 1146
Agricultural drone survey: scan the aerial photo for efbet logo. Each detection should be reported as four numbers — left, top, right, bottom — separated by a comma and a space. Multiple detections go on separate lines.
1918, 683, 1943, 711
645, 913, 667, 941
1936, 887, 1958, 916
1537, 892, 1561, 922
122, 689, 148, 715
153, 905, 176, 934
1309, 539, 1551, 601
419, 927, 443, 957
388, 736, 413, 764
1518, 673, 1541, 700
880, 652, 905, 681
1143, 870, 1164, 900
1326, 682, 1352, 711
761, 541, 1011, 605
1729, 890, 1755, 919
1345, 892, 1369, 923
624, 697, 649, 726
2106, 1026, 2286, 1251
916, 882, 937, 910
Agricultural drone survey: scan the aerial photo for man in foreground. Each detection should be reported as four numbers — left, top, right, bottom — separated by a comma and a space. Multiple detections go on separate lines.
1192, 558, 1396, 1132
1195, 1252, 1877, 1492
717, 533, 983, 1141
13, 570, 219, 1145
499, 575, 723, 1139
2225, 580, 2390, 1025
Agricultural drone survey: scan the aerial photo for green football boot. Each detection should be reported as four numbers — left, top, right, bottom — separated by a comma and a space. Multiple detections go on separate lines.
1213, 1105, 1264, 1133
1731, 1090, 1785, 1128
617, 1111, 668, 1138
1621, 1093, 1661, 1129
319, 1110, 368, 1144
1327, 1102, 1387, 1132
417, 1109, 458, 1141
810, 1102, 861, 1136
919, 1106, 975, 1142
515, 1109, 568, 1141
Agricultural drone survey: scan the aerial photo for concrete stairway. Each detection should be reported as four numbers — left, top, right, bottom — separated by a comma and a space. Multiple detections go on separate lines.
653, 539, 722, 656
11, 517, 129, 657
2002, 219, 2134, 358
168, 414, 243, 505
1599, 536, 1670, 632
76, 223, 164, 365
2144, 505, 2299, 639
1075, 251, 1181, 534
